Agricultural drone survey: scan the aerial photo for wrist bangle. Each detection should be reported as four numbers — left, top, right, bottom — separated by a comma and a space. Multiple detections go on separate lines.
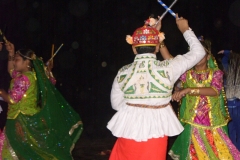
189, 89, 200, 95
159, 41, 165, 49
8, 55, 15, 61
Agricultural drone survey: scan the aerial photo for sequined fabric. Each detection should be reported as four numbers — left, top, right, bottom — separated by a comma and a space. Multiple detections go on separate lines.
1, 58, 83, 159
180, 69, 223, 94
217, 128, 240, 159
205, 129, 218, 157
1, 131, 17, 160
8, 70, 39, 119
170, 125, 240, 160
49, 77, 56, 85
9, 70, 30, 103
169, 68, 240, 159
180, 68, 229, 127
193, 96, 211, 126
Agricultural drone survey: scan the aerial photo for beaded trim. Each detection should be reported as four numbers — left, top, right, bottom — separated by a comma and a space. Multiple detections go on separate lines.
168, 150, 180, 160
126, 102, 169, 109
69, 121, 83, 136
4, 130, 19, 160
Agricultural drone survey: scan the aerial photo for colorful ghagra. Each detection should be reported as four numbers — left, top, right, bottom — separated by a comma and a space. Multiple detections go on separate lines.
0, 58, 83, 160
169, 68, 240, 160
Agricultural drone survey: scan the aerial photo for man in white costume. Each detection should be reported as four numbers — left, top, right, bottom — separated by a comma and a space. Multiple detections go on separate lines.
107, 15, 206, 160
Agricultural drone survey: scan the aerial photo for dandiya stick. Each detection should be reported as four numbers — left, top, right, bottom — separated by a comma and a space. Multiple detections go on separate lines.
46, 43, 64, 65
159, 0, 178, 20
157, 0, 177, 18
51, 44, 54, 65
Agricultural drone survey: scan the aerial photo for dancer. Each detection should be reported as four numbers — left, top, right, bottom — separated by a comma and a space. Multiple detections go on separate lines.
169, 38, 240, 159
0, 42, 83, 159
107, 14, 206, 160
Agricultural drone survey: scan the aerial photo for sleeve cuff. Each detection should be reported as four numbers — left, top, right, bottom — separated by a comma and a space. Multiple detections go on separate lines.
183, 28, 193, 37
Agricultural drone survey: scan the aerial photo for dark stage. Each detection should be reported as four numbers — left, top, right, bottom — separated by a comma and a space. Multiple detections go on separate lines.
0, 0, 240, 159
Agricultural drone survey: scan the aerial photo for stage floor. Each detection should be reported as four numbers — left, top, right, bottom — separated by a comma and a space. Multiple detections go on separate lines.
72, 132, 177, 160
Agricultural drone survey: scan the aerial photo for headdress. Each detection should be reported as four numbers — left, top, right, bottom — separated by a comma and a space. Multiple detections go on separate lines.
16, 50, 36, 60
126, 16, 165, 47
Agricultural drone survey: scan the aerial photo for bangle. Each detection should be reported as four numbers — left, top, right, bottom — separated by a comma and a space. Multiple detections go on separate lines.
159, 41, 165, 49
8, 55, 14, 61
189, 89, 200, 95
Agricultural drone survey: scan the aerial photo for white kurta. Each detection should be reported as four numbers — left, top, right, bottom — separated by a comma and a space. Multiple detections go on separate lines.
107, 30, 206, 142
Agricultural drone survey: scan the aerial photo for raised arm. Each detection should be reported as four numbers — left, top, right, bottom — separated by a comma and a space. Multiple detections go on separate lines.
5, 42, 15, 76
45, 60, 56, 85
153, 17, 173, 60
170, 15, 205, 83
158, 41, 173, 60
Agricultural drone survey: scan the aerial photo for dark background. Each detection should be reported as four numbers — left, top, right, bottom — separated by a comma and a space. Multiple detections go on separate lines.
0, 0, 240, 138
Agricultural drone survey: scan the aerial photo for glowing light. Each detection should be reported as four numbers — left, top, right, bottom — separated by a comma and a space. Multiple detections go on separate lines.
101, 61, 107, 67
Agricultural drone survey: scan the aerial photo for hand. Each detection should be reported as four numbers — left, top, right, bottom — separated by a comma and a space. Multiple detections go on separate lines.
176, 14, 189, 34
46, 60, 53, 72
0, 89, 7, 97
217, 50, 232, 54
217, 50, 224, 54
172, 88, 190, 102
172, 91, 182, 102
0, 89, 11, 103
174, 86, 181, 92
5, 42, 15, 54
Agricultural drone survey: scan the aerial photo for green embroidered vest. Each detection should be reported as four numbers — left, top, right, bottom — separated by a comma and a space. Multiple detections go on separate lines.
180, 68, 230, 128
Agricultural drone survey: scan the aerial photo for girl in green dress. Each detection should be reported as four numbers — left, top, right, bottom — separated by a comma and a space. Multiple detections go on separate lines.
0, 42, 83, 159
169, 37, 240, 159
